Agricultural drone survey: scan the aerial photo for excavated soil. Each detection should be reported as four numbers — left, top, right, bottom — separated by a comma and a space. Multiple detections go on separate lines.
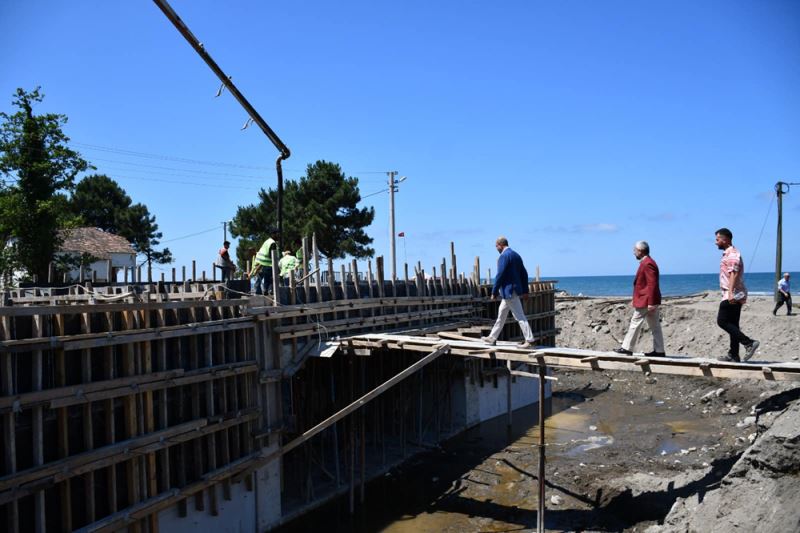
280, 294, 800, 532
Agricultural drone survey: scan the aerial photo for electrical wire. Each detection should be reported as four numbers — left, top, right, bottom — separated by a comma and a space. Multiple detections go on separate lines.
162, 224, 224, 243
749, 190, 775, 270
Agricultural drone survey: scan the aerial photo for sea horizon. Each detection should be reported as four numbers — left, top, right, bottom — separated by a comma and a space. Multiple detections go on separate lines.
539, 271, 791, 297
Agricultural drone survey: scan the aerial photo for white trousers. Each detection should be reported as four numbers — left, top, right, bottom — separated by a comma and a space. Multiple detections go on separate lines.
488, 294, 534, 342
621, 306, 664, 352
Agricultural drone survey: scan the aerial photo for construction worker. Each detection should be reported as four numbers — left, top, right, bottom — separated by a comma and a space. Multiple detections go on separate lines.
278, 250, 298, 284
249, 235, 276, 295
215, 240, 237, 282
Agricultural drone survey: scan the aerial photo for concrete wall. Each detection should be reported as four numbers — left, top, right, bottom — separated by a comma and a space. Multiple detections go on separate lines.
157, 455, 282, 533
462, 371, 551, 428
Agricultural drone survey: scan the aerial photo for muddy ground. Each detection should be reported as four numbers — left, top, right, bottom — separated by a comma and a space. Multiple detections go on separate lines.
426, 293, 800, 532
281, 294, 800, 532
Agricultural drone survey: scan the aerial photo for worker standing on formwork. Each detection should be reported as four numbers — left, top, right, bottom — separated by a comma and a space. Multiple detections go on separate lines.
249, 235, 277, 295
278, 250, 298, 285
215, 240, 237, 282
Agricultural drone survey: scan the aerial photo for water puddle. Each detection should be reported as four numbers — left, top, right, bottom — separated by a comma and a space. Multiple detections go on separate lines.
277, 389, 719, 532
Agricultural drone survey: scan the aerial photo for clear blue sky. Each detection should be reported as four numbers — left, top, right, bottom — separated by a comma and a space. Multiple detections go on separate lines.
2, 0, 799, 278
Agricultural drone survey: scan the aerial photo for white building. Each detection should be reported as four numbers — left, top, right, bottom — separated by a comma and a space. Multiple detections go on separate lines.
58, 227, 136, 282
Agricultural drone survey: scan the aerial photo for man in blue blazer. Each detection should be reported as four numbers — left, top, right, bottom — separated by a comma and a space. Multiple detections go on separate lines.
482, 236, 535, 348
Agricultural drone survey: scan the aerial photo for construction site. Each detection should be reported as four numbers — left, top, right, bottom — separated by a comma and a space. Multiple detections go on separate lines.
3, 1, 800, 532
2, 237, 800, 532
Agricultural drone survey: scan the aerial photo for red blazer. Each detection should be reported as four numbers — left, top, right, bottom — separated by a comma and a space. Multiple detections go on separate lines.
632, 255, 661, 308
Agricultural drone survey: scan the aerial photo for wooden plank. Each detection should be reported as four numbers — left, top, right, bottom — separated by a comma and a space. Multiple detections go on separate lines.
80, 311, 96, 524
0, 316, 255, 353
102, 311, 118, 514
53, 312, 72, 532
1, 315, 19, 533
348, 334, 800, 382
141, 308, 159, 533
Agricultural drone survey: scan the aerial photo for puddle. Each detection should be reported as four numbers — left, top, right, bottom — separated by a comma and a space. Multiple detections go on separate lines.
276, 390, 721, 532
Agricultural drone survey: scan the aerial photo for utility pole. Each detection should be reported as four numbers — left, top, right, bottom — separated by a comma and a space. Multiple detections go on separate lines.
775, 181, 799, 300
223, 221, 228, 242
387, 172, 407, 281
388, 171, 397, 280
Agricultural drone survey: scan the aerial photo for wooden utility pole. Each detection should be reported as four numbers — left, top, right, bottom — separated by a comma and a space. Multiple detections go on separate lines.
775, 181, 798, 300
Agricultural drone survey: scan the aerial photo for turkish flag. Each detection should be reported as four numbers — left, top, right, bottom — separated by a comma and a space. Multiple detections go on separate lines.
397, 232, 405, 237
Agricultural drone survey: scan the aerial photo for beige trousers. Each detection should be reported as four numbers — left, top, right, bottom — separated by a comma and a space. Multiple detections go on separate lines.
621, 306, 665, 352
488, 294, 534, 342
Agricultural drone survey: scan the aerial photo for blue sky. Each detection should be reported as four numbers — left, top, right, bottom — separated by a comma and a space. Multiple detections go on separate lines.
2, 0, 798, 278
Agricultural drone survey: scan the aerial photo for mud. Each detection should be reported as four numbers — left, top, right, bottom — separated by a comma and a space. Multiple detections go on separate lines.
278, 294, 800, 532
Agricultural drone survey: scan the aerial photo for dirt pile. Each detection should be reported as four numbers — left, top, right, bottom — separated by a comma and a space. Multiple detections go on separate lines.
556, 294, 800, 532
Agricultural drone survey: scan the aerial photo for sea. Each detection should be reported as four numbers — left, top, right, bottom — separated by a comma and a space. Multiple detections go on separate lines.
548, 271, 784, 297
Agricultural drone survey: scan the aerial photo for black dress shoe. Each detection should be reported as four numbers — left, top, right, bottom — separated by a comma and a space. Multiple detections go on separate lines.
645, 351, 666, 357
613, 347, 633, 355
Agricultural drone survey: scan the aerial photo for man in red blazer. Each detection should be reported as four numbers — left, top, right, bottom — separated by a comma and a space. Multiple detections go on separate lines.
613, 241, 665, 356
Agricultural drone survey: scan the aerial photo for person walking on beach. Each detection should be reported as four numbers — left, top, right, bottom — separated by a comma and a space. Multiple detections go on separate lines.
715, 228, 759, 362
773, 272, 793, 316
481, 236, 535, 348
613, 241, 665, 356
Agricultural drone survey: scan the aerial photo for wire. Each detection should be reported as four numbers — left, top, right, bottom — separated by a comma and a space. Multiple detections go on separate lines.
72, 142, 392, 176
749, 189, 775, 269
87, 157, 270, 180
111, 174, 258, 190
361, 188, 388, 199
162, 224, 224, 243
71, 142, 275, 171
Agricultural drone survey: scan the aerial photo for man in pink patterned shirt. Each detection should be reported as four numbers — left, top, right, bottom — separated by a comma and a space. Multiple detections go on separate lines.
715, 228, 759, 362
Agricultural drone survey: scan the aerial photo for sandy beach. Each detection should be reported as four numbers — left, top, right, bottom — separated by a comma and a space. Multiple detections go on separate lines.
557, 292, 799, 363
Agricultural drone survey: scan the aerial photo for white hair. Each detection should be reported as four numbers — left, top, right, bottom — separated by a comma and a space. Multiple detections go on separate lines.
634, 240, 649, 254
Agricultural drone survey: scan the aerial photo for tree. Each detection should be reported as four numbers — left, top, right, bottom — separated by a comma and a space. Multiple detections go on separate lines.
70, 174, 172, 269
0, 87, 89, 281
231, 160, 375, 266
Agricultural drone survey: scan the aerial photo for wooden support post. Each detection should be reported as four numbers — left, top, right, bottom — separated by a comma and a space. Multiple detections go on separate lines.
192, 260, 196, 282
53, 313, 73, 532
2, 316, 19, 533
302, 236, 310, 304
80, 311, 97, 524
103, 312, 118, 515
270, 247, 280, 307
327, 258, 335, 302
312, 233, 322, 303
351, 260, 361, 299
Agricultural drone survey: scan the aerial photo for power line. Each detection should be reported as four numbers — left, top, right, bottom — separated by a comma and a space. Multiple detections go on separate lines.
87, 157, 270, 180
71, 142, 276, 171
162, 224, 224, 243
72, 141, 392, 176
111, 174, 258, 190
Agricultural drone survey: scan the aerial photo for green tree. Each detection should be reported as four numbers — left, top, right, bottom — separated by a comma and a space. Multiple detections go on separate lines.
0, 87, 89, 281
70, 174, 172, 269
231, 160, 375, 266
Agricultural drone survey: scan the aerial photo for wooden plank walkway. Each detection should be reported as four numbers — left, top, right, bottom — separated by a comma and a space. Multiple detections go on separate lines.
344, 333, 800, 382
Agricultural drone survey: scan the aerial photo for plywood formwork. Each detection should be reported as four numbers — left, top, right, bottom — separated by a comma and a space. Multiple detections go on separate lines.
1, 243, 556, 532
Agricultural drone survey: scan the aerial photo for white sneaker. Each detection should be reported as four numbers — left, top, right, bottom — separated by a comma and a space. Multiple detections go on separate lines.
743, 340, 759, 362
518, 341, 532, 349
480, 336, 496, 346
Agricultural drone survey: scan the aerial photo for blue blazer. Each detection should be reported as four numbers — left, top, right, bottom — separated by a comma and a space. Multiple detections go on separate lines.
492, 248, 529, 299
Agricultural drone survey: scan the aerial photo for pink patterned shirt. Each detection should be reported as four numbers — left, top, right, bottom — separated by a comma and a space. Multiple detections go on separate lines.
719, 246, 747, 301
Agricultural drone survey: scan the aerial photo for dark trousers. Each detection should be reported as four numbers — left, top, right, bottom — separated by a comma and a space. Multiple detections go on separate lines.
773, 292, 792, 315
254, 267, 273, 295
717, 300, 753, 359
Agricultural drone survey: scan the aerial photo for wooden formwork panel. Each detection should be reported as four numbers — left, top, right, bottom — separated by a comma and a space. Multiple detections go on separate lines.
1, 264, 556, 531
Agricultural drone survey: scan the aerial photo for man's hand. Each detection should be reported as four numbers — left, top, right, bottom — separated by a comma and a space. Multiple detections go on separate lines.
647, 304, 657, 312
490, 293, 496, 300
